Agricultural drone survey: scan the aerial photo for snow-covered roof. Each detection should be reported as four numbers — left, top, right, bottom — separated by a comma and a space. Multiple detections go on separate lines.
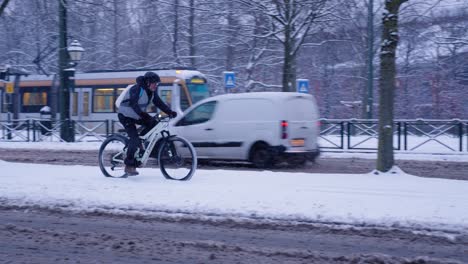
20, 69, 206, 82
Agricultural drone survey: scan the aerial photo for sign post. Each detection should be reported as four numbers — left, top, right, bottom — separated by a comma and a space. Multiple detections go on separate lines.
4, 82, 14, 139
296, 79, 310, 94
223, 71, 235, 92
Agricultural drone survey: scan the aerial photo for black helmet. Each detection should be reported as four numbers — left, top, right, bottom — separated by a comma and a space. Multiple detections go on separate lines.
144, 71, 161, 84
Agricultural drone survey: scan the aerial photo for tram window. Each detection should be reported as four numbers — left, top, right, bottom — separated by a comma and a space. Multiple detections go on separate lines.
148, 89, 172, 114
72, 92, 78, 116
83, 92, 89, 116
187, 83, 209, 105
180, 88, 190, 111
1, 93, 4, 112
93, 88, 114, 113
116, 88, 125, 96
160, 90, 172, 107
115, 88, 125, 111
22, 91, 47, 112
72, 92, 90, 116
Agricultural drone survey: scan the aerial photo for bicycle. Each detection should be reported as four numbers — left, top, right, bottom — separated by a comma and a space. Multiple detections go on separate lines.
98, 115, 197, 181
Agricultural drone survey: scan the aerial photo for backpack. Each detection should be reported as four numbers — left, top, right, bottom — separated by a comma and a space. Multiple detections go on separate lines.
115, 84, 144, 109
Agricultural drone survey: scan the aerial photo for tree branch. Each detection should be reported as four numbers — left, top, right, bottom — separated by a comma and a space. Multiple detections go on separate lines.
0, 0, 11, 16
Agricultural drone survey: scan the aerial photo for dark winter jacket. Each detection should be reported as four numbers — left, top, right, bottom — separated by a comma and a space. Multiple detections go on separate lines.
118, 76, 172, 120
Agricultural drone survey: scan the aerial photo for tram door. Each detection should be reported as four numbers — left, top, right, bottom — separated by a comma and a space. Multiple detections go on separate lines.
72, 88, 91, 120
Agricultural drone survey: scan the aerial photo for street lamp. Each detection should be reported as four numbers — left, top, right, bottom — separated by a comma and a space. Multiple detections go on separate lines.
60, 39, 84, 142
68, 40, 84, 63
366, 0, 374, 119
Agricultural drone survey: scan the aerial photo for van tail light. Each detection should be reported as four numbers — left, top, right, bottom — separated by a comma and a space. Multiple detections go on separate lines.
281, 120, 288, 139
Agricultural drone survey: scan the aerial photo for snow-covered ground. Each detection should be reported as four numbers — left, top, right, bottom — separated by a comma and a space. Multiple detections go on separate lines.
1, 157, 468, 235
1, 141, 467, 235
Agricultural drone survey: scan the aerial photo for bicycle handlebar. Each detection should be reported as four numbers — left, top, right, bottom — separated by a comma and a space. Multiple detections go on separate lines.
154, 115, 172, 122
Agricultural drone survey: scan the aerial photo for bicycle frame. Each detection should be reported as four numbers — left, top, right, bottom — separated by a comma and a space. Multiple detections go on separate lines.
136, 118, 171, 166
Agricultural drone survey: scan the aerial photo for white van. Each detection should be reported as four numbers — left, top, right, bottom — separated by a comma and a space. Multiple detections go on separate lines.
170, 92, 320, 167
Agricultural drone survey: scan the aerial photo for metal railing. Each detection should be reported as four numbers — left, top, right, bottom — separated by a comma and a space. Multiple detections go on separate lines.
0, 119, 31, 142
1, 118, 109, 142
319, 118, 467, 153
465, 120, 468, 152
403, 119, 463, 152
318, 119, 345, 149
74, 120, 109, 142
0, 118, 467, 153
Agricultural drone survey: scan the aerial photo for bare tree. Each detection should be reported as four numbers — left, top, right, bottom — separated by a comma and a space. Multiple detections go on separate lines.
237, 0, 332, 92
225, 0, 238, 71
376, 0, 409, 172
0, 0, 466, 122
0, 0, 10, 16
243, 13, 276, 92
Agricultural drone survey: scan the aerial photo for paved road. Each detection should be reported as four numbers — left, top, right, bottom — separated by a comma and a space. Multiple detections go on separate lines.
0, 148, 466, 180
1, 208, 466, 264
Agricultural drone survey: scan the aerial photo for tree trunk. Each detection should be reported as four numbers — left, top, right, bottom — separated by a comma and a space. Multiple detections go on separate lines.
282, 26, 296, 92
225, 1, 236, 72
173, 0, 181, 65
376, 0, 408, 172
188, 0, 196, 68
365, 0, 375, 119
112, 0, 120, 69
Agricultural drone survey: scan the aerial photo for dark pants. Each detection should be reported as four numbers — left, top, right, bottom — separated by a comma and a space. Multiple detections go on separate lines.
118, 113, 156, 166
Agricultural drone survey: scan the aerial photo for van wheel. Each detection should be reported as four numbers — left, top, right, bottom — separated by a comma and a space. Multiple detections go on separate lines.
250, 144, 273, 168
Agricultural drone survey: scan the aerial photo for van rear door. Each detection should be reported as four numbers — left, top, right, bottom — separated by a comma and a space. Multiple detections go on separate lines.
283, 95, 319, 150
213, 98, 277, 160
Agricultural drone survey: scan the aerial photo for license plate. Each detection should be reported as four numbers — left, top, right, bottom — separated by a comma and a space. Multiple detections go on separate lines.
290, 138, 305, 147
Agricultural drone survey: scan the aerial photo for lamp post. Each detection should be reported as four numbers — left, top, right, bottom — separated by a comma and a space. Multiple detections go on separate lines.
60, 39, 84, 142
366, 0, 374, 119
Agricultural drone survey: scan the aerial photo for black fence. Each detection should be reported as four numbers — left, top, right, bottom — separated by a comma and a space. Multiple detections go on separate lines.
319, 119, 467, 152
0, 118, 467, 153
0, 119, 111, 142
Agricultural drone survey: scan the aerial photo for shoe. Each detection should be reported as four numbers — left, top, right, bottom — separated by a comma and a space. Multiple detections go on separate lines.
124, 165, 139, 177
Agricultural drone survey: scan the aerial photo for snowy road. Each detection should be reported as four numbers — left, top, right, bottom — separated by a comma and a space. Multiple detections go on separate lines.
1, 208, 466, 264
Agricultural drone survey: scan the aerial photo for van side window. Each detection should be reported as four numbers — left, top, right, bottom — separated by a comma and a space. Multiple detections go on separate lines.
178, 101, 217, 126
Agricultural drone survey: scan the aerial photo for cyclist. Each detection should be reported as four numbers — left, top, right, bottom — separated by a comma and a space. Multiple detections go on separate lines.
117, 71, 177, 176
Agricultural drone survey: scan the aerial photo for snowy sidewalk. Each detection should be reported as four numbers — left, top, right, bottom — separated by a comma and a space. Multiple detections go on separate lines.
1, 160, 467, 233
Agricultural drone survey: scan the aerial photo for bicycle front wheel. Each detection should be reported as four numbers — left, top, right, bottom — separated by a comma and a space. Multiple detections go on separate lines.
99, 135, 128, 178
158, 136, 197, 181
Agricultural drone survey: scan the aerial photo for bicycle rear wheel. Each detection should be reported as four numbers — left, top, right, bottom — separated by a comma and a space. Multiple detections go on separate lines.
158, 136, 197, 181
99, 135, 128, 178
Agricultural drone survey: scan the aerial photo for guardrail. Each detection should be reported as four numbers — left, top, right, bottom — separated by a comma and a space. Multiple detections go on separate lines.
319, 118, 467, 153
0, 118, 467, 153
0, 119, 110, 143
0, 119, 31, 142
